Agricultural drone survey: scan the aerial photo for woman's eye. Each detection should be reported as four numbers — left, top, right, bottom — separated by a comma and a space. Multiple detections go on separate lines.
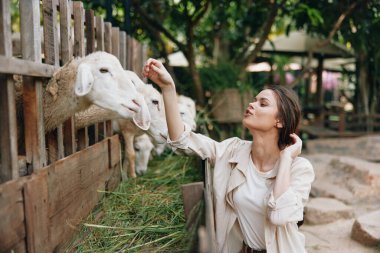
99, 68, 109, 73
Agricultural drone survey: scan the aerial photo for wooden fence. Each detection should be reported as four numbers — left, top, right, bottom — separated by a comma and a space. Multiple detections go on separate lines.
0, 0, 147, 251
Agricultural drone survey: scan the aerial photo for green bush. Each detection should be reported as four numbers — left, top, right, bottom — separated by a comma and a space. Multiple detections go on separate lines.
199, 62, 251, 92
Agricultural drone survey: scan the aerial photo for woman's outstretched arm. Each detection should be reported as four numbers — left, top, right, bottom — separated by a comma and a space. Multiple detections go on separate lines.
142, 58, 184, 141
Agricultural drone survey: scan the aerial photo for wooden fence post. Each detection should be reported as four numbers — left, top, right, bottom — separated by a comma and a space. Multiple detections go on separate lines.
95, 16, 108, 140
85, 9, 99, 145
43, 0, 65, 163
0, 0, 19, 182
73, 1, 89, 150
60, 0, 76, 156
20, 0, 47, 171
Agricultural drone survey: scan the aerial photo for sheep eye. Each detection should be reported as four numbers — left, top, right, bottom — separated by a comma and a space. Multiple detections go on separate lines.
134, 147, 140, 152
99, 68, 109, 73
152, 100, 159, 105
180, 112, 185, 116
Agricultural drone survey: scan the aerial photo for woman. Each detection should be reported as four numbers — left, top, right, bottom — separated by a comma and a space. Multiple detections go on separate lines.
143, 59, 314, 253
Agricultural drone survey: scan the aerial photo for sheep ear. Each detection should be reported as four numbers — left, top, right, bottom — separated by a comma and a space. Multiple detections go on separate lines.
75, 63, 94, 96
133, 99, 151, 131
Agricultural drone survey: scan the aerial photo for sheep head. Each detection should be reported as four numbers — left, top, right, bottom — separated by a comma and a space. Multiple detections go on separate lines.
125, 70, 168, 144
179, 103, 197, 131
134, 134, 154, 175
74, 52, 151, 130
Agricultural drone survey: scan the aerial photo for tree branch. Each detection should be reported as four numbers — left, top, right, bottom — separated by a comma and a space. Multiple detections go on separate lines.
238, 0, 285, 75
317, 0, 361, 48
131, 0, 187, 53
191, 0, 211, 26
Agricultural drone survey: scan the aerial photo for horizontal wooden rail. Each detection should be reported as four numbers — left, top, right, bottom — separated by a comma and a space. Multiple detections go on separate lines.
0, 55, 57, 77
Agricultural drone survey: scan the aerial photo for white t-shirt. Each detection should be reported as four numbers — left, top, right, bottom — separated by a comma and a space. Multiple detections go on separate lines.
233, 156, 277, 250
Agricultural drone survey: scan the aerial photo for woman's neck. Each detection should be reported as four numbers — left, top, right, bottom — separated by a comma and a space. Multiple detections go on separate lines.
250, 131, 281, 172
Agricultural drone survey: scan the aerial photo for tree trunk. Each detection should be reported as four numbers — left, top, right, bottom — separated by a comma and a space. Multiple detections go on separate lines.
358, 52, 369, 115
188, 52, 204, 105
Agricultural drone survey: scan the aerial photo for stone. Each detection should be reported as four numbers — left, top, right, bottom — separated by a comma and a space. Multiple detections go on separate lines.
351, 210, 380, 247
305, 197, 354, 225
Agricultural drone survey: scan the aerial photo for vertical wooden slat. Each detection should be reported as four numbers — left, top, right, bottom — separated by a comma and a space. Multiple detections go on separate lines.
85, 9, 98, 144
24, 172, 50, 253
73, 1, 85, 58
95, 16, 104, 51
60, 0, 76, 156
20, 0, 47, 170
111, 27, 120, 59
95, 16, 106, 140
104, 22, 112, 54
85, 9, 95, 55
43, 0, 64, 163
128, 35, 135, 71
73, 1, 88, 150
0, 0, 18, 182
119, 31, 126, 69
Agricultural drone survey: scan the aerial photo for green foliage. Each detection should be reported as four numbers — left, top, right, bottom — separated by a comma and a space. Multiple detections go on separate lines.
199, 62, 250, 92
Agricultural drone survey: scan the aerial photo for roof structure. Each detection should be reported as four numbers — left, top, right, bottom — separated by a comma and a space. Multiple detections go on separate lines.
262, 31, 353, 58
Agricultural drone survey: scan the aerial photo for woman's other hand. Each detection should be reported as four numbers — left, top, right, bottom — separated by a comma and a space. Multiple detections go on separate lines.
142, 58, 175, 91
281, 133, 302, 159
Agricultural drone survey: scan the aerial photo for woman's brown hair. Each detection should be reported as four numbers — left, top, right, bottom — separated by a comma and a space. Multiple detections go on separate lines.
266, 85, 301, 150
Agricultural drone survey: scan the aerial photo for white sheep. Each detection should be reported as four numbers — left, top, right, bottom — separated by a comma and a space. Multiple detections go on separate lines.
178, 94, 196, 120
114, 70, 168, 179
134, 134, 154, 176
152, 96, 197, 156
41, 51, 150, 132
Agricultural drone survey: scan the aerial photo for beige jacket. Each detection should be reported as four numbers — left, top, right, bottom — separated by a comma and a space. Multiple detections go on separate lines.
168, 126, 315, 253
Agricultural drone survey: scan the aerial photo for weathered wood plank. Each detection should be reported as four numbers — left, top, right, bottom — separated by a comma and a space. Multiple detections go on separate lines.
20, 0, 41, 62
49, 175, 106, 251
0, 55, 56, 77
0, 0, 12, 57
42, 0, 59, 66
85, 9, 95, 54
106, 163, 121, 192
106, 120, 113, 137
59, 0, 76, 156
24, 172, 50, 253
47, 139, 109, 216
109, 134, 121, 168
0, 0, 18, 182
0, 75, 19, 182
59, 0, 72, 64
0, 178, 27, 252
119, 31, 126, 68
95, 16, 104, 51
104, 22, 112, 53
126, 35, 132, 69
73, 1, 88, 149
20, 0, 47, 170
111, 27, 120, 59
44, 0, 64, 163
73, 1, 84, 57
181, 182, 204, 220
47, 139, 110, 249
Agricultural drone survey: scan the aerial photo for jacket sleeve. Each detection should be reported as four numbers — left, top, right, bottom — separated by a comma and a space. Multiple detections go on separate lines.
266, 157, 315, 226
167, 123, 238, 166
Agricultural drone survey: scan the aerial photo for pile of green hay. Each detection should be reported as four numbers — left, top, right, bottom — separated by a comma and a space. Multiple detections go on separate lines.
67, 153, 203, 253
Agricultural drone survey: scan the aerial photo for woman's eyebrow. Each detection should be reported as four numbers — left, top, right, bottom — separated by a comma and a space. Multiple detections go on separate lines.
255, 96, 270, 102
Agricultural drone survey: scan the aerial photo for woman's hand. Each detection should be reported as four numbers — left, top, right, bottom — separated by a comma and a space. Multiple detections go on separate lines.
142, 58, 175, 91
281, 133, 302, 159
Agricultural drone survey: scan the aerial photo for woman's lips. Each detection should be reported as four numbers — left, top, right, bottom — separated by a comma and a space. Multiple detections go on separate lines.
244, 108, 253, 118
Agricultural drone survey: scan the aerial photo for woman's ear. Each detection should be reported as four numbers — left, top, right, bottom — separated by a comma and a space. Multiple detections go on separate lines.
276, 120, 283, 128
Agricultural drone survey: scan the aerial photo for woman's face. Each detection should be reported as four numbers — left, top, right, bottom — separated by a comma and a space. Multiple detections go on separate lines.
242, 89, 280, 132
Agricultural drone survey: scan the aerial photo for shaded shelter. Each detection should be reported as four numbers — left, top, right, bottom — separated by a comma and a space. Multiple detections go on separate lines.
261, 31, 354, 117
